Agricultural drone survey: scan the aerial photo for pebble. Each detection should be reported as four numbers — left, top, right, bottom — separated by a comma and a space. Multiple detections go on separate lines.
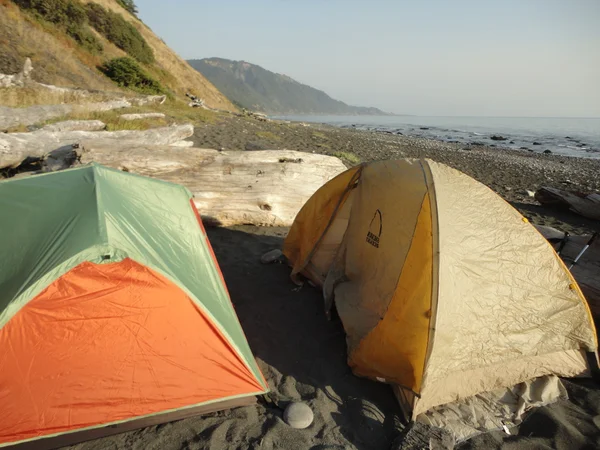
283, 402, 314, 429
261, 249, 283, 264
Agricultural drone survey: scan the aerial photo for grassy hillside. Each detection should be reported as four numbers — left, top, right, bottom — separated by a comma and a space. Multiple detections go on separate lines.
0, 0, 235, 110
188, 58, 390, 115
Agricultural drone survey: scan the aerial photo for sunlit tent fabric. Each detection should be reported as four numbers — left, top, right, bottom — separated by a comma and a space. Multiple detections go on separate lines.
283, 159, 598, 421
0, 164, 268, 449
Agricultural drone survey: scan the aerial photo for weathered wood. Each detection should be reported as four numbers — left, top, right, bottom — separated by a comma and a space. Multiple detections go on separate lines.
0, 101, 131, 132
535, 225, 600, 321
78, 145, 347, 226
535, 187, 600, 221
120, 113, 166, 121
41, 120, 106, 132
0, 125, 194, 169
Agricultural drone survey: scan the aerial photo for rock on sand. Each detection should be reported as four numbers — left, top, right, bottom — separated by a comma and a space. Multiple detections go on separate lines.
284, 402, 314, 429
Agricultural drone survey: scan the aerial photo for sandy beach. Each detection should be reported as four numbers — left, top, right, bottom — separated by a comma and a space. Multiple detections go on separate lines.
66, 117, 600, 450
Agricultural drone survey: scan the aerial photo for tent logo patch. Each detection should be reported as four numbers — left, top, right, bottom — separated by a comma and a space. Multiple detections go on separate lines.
366, 209, 382, 248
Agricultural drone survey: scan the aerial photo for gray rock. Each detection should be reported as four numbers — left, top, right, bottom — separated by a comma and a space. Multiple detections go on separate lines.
490, 135, 507, 141
261, 249, 283, 264
544, 150, 552, 154
283, 402, 313, 429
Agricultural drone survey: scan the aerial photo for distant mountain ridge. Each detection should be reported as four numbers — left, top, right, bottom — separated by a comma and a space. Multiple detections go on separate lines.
188, 58, 391, 116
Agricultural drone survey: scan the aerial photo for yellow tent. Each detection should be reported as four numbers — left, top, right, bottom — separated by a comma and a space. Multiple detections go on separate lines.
284, 159, 598, 421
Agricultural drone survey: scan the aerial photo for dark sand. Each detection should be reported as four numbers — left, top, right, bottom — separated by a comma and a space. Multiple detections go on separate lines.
67, 117, 600, 449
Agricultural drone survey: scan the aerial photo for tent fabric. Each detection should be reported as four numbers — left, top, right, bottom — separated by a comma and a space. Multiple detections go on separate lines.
0, 164, 267, 448
283, 158, 597, 420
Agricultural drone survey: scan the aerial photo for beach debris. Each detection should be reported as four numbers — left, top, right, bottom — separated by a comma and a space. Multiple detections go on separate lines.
241, 108, 270, 122
120, 113, 166, 121
186, 92, 205, 108
283, 402, 313, 429
490, 135, 507, 141
535, 187, 600, 221
41, 120, 107, 132
261, 249, 283, 264
0, 57, 33, 88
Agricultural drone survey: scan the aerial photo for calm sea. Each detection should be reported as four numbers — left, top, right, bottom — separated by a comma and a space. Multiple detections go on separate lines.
274, 115, 600, 159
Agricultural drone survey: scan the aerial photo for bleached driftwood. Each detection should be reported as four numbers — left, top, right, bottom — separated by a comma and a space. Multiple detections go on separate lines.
0, 100, 131, 132
0, 124, 194, 169
78, 145, 347, 226
535, 187, 600, 221
42, 120, 106, 132
535, 225, 600, 320
120, 113, 166, 121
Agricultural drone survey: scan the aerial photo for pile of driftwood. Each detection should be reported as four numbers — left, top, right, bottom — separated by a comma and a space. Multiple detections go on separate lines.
1, 121, 346, 227
535, 187, 600, 221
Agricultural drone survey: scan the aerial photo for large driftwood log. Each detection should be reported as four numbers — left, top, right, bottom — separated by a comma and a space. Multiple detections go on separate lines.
535, 225, 600, 321
78, 145, 347, 226
0, 124, 194, 169
535, 187, 600, 221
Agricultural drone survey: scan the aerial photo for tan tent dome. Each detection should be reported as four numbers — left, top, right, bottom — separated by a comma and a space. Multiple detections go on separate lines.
283, 159, 598, 422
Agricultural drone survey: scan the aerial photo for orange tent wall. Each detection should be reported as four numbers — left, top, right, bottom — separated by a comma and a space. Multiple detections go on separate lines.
0, 259, 264, 446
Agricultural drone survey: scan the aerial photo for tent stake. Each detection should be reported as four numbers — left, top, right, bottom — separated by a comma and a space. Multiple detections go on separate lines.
569, 232, 598, 270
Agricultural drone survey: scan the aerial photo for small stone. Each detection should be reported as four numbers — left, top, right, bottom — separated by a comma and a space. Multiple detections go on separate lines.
283, 402, 313, 429
261, 249, 283, 264
490, 135, 507, 141
526, 190, 535, 197
543, 150, 552, 154
533, 142, 542, 146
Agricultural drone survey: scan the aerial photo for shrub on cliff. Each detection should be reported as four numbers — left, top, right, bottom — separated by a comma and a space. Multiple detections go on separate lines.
86, 3, 154, 64
99, 57, 164, 94
12, 0, 103, 54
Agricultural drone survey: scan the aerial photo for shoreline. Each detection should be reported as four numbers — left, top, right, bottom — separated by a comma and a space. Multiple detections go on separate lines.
193, 114, 600, 234
271, 115, 600, 160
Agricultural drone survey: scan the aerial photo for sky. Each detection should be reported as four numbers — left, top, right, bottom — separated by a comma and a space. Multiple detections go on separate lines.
137, 0, 600, 117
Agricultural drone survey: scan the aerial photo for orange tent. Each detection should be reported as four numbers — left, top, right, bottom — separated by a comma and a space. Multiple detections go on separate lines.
0, 165, 268, 449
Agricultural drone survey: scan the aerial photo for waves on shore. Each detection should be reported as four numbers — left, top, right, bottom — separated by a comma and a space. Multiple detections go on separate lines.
275, 115, 600, 159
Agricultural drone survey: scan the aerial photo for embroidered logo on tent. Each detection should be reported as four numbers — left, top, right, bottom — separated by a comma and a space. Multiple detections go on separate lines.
366, 209, 382, 248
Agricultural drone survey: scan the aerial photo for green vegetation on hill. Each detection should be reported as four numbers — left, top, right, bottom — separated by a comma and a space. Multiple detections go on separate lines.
188, 58, 390, 115
11, 0, 103, 54
99, 57, 165, 94
116, 0, 137, 15
86, 3, 153, 63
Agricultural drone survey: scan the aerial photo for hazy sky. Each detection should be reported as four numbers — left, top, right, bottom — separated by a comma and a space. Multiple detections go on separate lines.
137, 0, 600, 117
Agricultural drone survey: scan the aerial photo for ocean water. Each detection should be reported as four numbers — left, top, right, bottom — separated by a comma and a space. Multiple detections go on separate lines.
275, 115, 600, 159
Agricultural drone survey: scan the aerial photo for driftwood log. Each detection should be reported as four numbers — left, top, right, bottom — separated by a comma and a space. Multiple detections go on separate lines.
78, 144, 347, 226
535, 187, 600, 221
535, 225, 600, 322
0, 101, 131, 132
0, 124, 194, 169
